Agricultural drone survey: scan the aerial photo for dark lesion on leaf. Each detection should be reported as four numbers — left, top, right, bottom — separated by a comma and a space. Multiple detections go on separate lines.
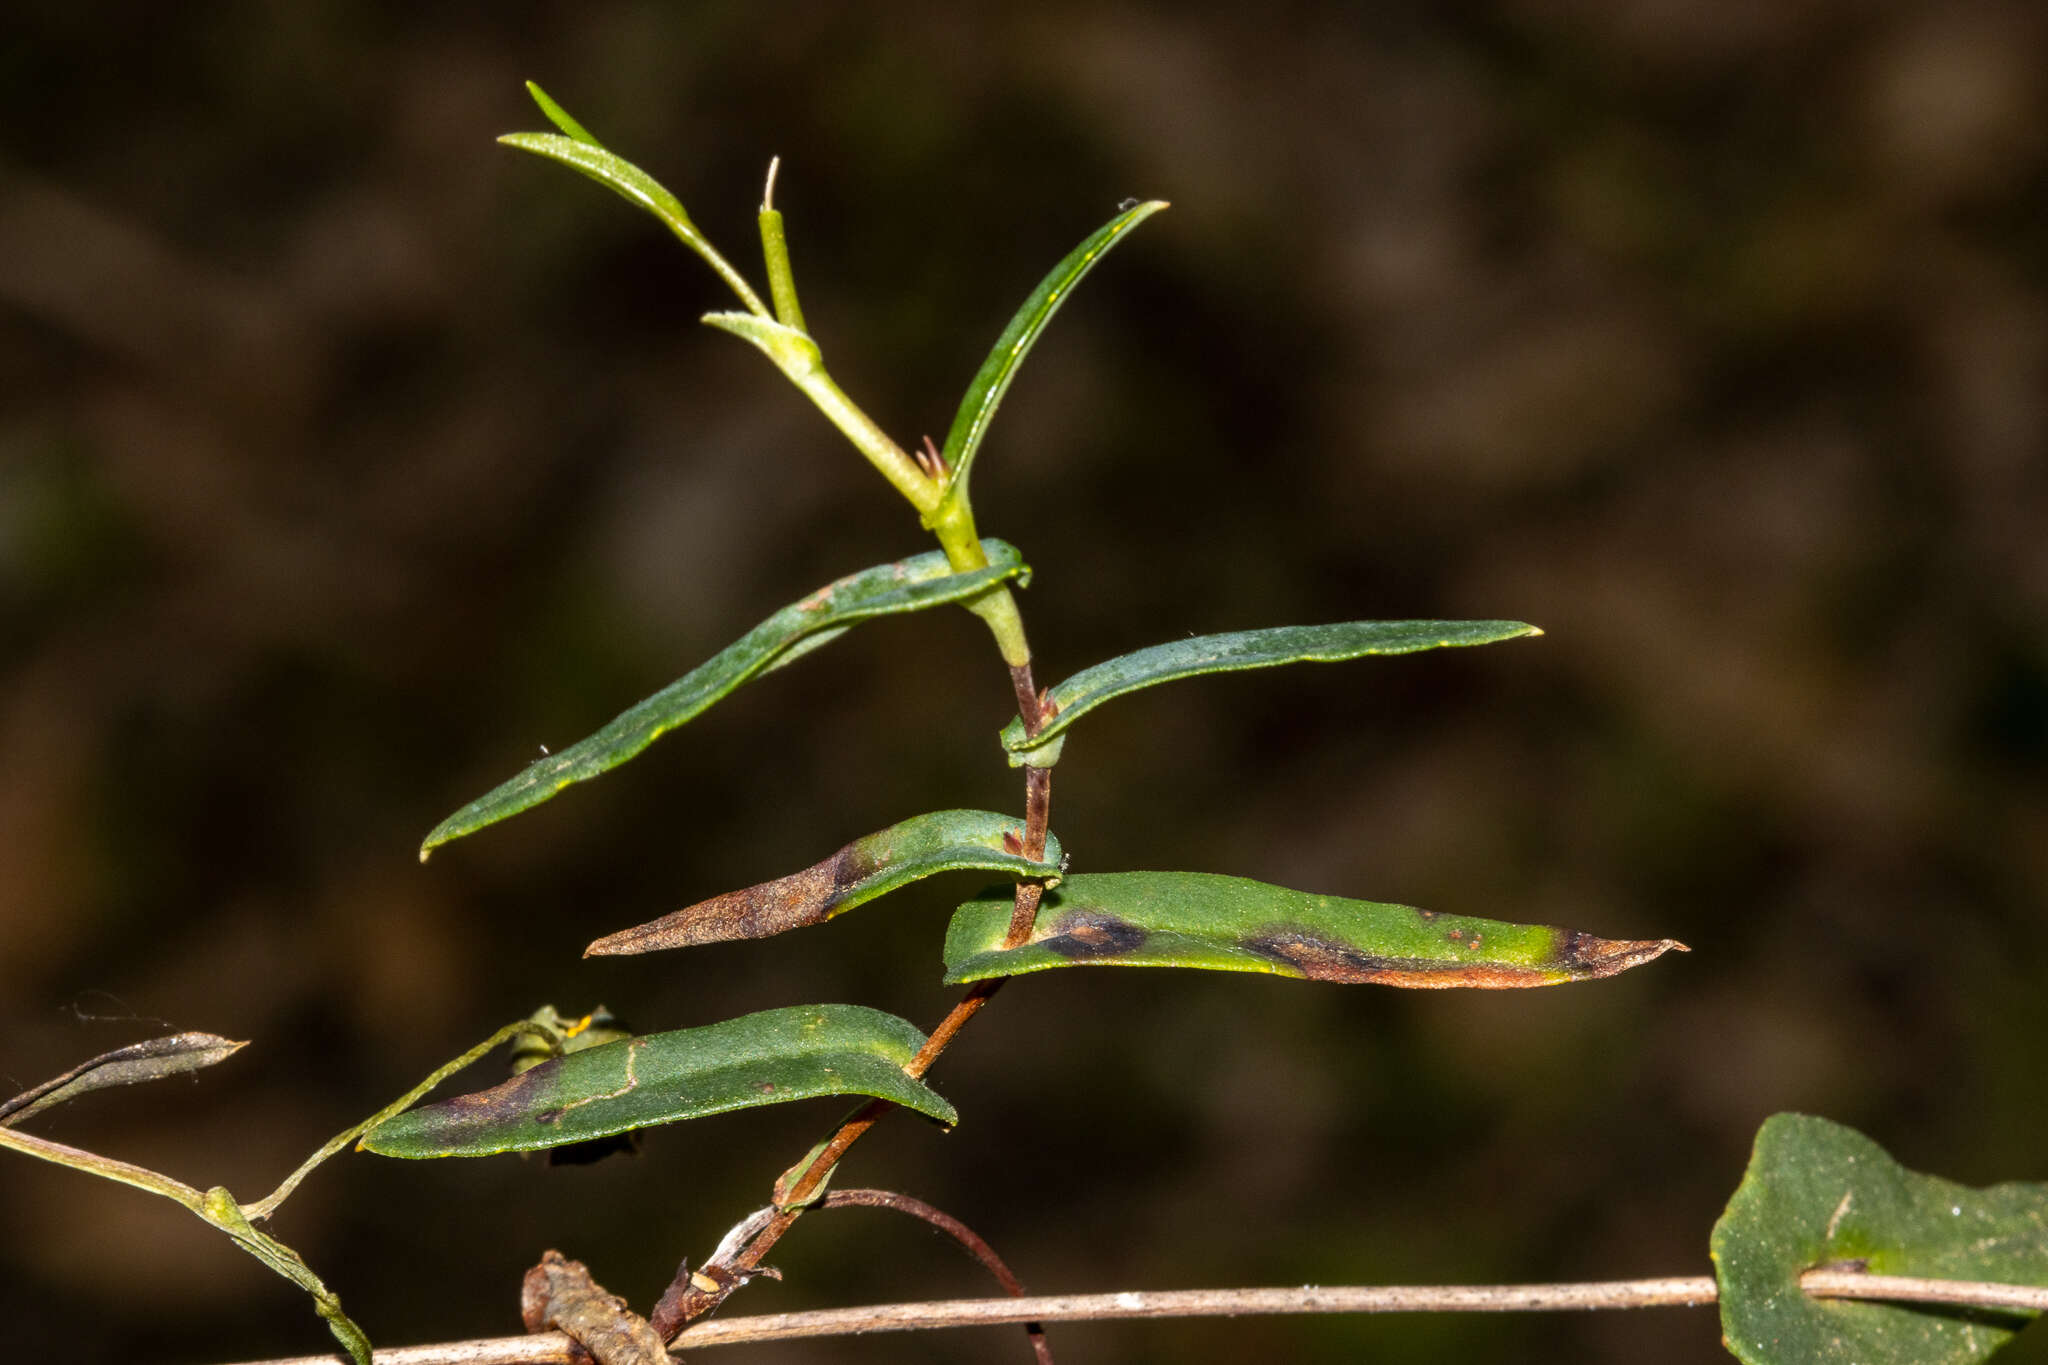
1549, 929, 1689, 979
1242, 929, 1408, 983
585, 842, 877, 956
1244, 927, 1554, 988
1039, 909, 1148, 959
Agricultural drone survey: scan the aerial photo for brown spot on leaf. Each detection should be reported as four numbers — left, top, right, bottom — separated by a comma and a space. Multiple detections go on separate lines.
1243, 929, 1402, 983
1244, 928, 1553, 988
1551, 931, 1689, 979
423, 1065, 555, 1136
1041, 909, 1147, 959
584, 841, 877, 955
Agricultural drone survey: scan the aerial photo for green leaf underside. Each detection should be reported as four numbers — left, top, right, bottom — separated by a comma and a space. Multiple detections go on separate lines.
701, 311, 820, 376
587, 810, 1063, 954
939, 200, 1167, 509
422, 541, 1029, 856
1001, 620, 1541, 761
0, 1033, 246, 1127
500, 133, 699, 240
1712, 1114, 2048, 1365
943, 872, 1683, 987
500, 125, 768, 318
362, 1005, 954, 1158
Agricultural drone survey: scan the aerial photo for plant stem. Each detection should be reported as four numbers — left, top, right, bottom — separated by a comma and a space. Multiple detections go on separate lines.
1798, 1268, 2048, 1312
818, 1189, 1052, 1363
224, 1267, 2048, 1364
248, 1019, 551, 1220
786, 365, 941, 513
655, 659, 1056, 1338
0, 1122, 205, 1210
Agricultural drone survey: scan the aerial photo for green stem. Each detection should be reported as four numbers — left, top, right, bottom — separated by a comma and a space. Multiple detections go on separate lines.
0, 1122, 206, 1210
924, 498, 1032, 666
792, 368, 941, 514
246, 1018, 552, 1220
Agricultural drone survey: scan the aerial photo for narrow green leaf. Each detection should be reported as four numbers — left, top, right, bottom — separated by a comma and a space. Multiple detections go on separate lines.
0, 1032, 247, 1127
1713, 1114, 2048, 1365
1001, 620, 1541, 766
498, 131, 768, 316
936, 200, 1167, 512
361, 1005, 955, 1158
523, 81, 600, 146
422, 541, 1030, 857
943, 871, 1683, 987
587, 810, 1064, 955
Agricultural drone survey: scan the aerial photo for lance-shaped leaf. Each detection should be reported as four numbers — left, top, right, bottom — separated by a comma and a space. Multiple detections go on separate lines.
1001, 620, 1541, 766
523, 80, 599, 146
361, 1005, 956, 1158
1712, 1113, 2048, 1365
588, 810, 1065, 955
500, 84, 768, 317
936, 200, 1166, 516
0, 1032, 246, 1127
943, 871, 1683, 987
422, 541, 1030, 857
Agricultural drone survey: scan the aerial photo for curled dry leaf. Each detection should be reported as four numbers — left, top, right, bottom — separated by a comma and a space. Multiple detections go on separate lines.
522, 1251, 668, 1365
0, 1033, 248, 1128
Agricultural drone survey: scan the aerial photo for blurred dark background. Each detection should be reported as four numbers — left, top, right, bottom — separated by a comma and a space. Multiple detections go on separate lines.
3, 3, 2045, 1363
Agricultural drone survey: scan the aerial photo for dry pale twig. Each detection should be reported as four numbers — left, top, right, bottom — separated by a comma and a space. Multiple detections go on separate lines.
217, 1268, 2048, 1365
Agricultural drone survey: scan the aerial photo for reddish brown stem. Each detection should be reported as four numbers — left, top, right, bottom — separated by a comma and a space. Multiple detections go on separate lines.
1008, 661, 1045, 736
658, 659, 1058, 1339
819, 1189, 1052, 1363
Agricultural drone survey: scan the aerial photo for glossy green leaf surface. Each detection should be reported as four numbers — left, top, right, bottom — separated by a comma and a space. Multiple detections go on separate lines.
421, 541, 1029, 856
1713, 1114, 2048, 1365
944, 871, 1682, 987
362, 1005, 955, 1158
587, 810, 1064, 955
937, 200, 1167, 513
1001, 620, 1541, 766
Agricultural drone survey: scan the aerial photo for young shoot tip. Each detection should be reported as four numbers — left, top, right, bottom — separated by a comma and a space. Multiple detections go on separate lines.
763, 156, 782, 212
